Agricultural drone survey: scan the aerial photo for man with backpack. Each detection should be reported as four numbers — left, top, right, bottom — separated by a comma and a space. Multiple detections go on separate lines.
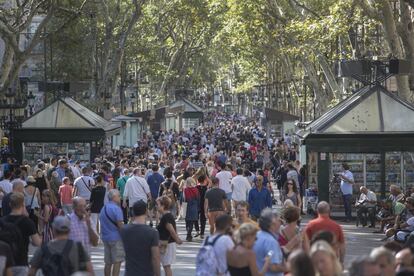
1, 191, 41, 276
28, 216, 94, 276
159, 170, 180, 218
196, 214, 234, 276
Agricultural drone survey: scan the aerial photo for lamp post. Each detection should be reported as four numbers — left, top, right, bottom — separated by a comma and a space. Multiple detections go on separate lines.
27, 91, 36, 116
130, 93, 136, 113
0, 88, 28, 156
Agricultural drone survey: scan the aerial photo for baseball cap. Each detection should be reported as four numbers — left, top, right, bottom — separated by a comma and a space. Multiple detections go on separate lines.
52, 216, 71, 232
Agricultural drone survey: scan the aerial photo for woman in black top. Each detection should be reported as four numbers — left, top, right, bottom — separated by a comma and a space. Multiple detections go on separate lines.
156, 196, 182, 276
227, 223, 270, 276
89, 174, 107, 234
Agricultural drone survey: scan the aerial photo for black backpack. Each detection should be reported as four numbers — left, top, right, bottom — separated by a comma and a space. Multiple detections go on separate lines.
0, 217, 25, 263
41, 240, 75, 276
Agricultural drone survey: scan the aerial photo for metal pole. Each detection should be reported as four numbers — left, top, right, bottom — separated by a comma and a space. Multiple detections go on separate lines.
304, 84, 307, 121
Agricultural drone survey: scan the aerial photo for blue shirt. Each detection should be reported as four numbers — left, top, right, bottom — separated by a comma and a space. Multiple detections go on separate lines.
340, 170, 354, 195
248, 187, 272, 217
253, 231, 284, 276
56, 167, 66, 182
147, 172, 165, 199
99, 201, 123, 242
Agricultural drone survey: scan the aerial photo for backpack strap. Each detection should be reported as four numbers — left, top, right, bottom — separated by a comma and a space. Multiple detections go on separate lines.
204, 234, 223, 246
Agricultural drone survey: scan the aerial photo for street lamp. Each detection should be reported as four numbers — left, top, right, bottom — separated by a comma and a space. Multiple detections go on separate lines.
27, 91, 36, 116
0, 88, 28, 156
130, 93, 136, 113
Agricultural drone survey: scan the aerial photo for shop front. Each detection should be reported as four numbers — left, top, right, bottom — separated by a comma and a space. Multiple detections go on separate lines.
14, 97, 120, 165
298, 85, 414, 204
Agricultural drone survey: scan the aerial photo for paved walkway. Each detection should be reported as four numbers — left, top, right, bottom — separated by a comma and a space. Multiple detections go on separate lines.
86, 213, 383, 275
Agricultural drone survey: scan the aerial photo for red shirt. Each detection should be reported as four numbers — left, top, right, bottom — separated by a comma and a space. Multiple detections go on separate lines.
305, 215, 345, 244
59, 184, 73, 205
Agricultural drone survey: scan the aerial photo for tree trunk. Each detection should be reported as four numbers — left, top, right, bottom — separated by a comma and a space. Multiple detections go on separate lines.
378, 0, 411, 100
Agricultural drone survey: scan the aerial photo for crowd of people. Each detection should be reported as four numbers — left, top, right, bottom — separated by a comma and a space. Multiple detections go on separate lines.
0, 112, 412, 276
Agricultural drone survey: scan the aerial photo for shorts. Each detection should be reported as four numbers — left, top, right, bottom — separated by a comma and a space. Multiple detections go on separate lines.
161, 242, 176, 266
226, 192, 232, 200
104, 240, 125, 264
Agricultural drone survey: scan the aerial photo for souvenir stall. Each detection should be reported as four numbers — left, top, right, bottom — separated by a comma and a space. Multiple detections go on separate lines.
297, 85, 414, 204
13, 97, 120, 165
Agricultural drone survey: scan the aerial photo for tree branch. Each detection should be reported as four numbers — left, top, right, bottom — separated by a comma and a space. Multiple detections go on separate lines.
357, 0, 381, 20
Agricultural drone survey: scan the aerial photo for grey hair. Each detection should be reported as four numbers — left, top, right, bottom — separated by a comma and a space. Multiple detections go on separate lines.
258, 208, 279, 231
72, 196, 85, 208
317, 201, 330, 215
348, 256, 377, 276
107, 189, 120, 201
11, 179, 25, 191
370, 247, 395, 265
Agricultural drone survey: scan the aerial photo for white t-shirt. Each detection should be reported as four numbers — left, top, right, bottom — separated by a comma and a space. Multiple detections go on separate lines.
124, 176, 150, 206
207, 234, 234, 275
216, 171, 233, 193
73, 175, 95, 200
231, 175, 251, 201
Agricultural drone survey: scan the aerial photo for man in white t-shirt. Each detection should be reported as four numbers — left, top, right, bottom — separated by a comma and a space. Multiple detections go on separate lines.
123, 167, 151, 212
231, 168, 251, 206
73, 167, 95, 201
202, 214, 234, 275
216, 163, 233, 214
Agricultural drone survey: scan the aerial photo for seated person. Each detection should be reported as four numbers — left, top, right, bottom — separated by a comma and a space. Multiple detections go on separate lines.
356, 186, 377, 227
386, 197, 414, 239
373, 200, 394, 233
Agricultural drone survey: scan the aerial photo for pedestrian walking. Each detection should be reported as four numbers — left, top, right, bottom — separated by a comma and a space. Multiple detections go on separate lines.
205, 176, 227, 234
120, 200, 161, 276
156, 196, 183, 276
123, 167, 152, 216
99, 189, 124, 276
253, 208, 288, 276
73, 167, 95, 202
2, 191, 41, 276
68, 196, 99, 256
28, 216, 94, 276
196, 214, 234, 276
58, 177, 73, 215
227, 223, 270, 276
304, 201, 345, 264
248, 175, 272, 221
231, 168, 251, 209
90, 174, 107, 233
24, 176, 41, 227
117, 168, 132, 224
184, 177, 200, 241
37, 189, 55, 243
147, 165, 165, 227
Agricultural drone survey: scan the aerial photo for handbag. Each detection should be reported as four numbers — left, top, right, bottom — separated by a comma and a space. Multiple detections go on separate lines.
159, 240, 169, 255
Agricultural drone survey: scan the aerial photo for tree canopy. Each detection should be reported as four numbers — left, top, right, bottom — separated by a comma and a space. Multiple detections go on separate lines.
1, 0, 414, 115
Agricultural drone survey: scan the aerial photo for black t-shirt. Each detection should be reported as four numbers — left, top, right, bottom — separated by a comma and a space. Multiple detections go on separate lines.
90, 186, 106, 213
1, 193, 11, 216
157, 212, 176, 243
2, 215, 37, 266
121, 224, 159, 276
0, 241, 14, 274
197, 185, 208, 211
205, 187, 226, 211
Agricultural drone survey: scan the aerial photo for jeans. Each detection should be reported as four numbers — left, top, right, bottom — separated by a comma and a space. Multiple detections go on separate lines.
343, 194, 352, 220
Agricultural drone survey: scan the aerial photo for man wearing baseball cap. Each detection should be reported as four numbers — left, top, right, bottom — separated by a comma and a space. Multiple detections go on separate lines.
29, 216, 94, 275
